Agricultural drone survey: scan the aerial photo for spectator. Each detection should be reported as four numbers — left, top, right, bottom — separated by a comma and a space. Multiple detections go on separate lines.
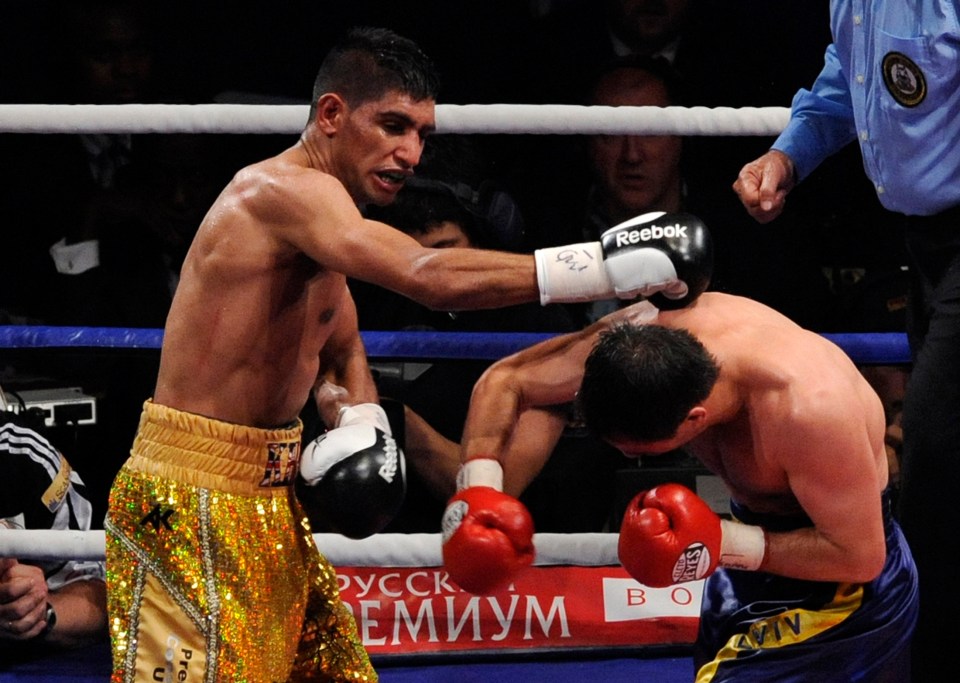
47, 133, 233, 329
503, 1, 830, 241
1, 0, 164, 324
0, 396, 107, 655
732, 6, 960, 680
563, 56, 835, 329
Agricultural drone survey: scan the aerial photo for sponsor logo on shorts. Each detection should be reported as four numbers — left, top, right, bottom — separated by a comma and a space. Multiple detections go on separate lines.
882, 52, 926, 107
260, 439, 301, 487
140, 503, 175, 532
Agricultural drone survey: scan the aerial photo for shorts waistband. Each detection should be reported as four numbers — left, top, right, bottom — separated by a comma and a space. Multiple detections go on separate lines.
126, 400, 303, 495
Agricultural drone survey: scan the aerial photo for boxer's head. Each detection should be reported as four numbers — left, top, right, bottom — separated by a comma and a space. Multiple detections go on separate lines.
578, 323, 719, 447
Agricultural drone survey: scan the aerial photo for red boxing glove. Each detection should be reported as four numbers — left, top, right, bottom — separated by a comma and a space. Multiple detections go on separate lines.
618, 483, 766, 587
441, 487, 535, 594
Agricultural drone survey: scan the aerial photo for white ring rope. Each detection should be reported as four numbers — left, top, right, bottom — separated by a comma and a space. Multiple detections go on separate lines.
0, 103, 790, 136
0, 529, 619, 567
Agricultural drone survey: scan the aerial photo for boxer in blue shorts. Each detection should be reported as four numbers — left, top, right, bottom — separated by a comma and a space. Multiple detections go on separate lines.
694, 490, 916, 681
439, 293, 918, 681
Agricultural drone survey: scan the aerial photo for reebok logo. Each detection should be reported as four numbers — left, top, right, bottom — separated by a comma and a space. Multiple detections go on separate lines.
614, 223, 687, 247
378, 435, 400, 483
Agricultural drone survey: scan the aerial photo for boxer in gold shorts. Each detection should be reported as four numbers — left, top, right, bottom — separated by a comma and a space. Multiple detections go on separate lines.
102, 24, 610, 683
105, 402, 374, 682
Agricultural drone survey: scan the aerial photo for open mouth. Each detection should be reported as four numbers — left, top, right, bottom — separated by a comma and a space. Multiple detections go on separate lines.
377, 170, 408, 187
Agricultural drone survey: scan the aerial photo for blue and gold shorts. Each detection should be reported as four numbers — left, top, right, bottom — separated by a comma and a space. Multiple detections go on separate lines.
694, 490, 917, 682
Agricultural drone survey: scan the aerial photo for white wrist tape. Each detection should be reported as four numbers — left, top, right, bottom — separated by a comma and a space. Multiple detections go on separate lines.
719, 520, 767, 571
337, 403, 391, 435
456, 457, 503, 492
534, 242, 615, 305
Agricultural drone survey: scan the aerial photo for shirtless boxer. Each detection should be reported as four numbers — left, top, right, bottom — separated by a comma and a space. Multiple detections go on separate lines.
442, 293, 918, 682
102, 26, 708, 683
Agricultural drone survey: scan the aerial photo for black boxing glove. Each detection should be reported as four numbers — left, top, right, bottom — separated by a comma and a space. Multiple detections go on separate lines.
298, 403, 406, 539
600, 211, 713, 310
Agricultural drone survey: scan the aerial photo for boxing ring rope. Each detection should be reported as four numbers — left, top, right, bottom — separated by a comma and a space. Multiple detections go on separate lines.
0, 326, 911, 364
0, 529, 618, 567
0, 103, 791, 136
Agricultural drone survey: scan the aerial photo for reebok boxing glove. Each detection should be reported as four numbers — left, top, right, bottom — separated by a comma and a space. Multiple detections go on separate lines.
298, 403, 406, 539
618, 483, 766, 588
441, 456, 535, 594
534, 211, 713, 310
600, 211, 713, 310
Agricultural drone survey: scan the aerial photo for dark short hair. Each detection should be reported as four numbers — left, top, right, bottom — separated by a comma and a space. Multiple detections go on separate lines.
308, 26, 440, 121
583, 54, 684, 106
578, 324, 719, 441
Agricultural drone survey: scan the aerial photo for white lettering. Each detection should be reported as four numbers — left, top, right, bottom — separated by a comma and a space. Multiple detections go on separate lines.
340, 570, 460, 598
524, 596, 570, 639
379, 572, 403, 599
613, 224, 688, 247
446, 595, 483, 642
488, 594, 521, 641
407, 571, 432, 598
353, 574, 376, 598
360, 600, 387, 646
392, 598, 439, 644
436, 572, 456, 593
378, 437, 399, 483
350, 593, 576, 646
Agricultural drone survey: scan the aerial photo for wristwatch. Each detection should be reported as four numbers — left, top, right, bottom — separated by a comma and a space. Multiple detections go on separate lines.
37, 602, 57, 638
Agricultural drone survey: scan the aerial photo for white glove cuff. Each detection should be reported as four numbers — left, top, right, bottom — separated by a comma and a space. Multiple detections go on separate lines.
456, 457, 503, 492
337, 403, 391, 435
719, 520, 767, 571
534, 242, 615, 305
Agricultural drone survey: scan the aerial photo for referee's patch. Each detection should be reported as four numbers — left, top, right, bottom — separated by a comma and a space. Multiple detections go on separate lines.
882, 52, 926, 107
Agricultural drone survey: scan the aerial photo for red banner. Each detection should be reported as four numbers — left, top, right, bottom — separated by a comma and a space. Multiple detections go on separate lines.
336, 564, 700, 656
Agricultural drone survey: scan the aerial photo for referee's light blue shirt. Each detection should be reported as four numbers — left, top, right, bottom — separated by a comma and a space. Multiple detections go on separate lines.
773, 0, 960, 216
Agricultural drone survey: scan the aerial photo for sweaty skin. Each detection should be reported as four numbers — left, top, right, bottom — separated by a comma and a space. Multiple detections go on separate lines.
462, 293, 890, 584
153, 90, 539, 428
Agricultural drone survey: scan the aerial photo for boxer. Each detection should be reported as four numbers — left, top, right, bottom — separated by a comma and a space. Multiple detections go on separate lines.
442, 293, 917, 682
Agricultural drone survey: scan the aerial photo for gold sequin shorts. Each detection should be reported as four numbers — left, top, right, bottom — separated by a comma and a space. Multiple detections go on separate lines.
104, 400, 376, 682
